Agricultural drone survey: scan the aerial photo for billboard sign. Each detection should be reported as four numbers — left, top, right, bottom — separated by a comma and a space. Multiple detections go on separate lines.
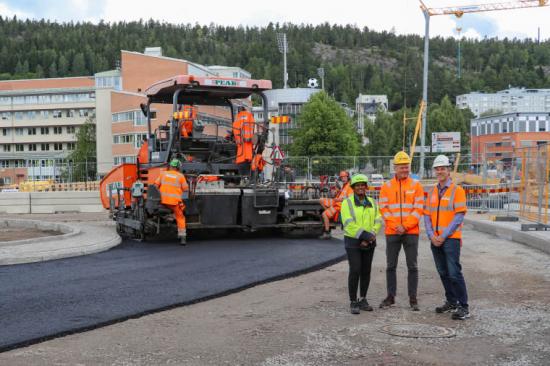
432, 132, 461, 152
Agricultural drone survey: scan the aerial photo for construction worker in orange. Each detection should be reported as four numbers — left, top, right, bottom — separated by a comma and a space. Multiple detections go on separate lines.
424, 155, 470, 320
379, 151, 424, 311
180, 105, 197, 138
233, 106, 255, 174
154, 159, 189, 245
319, 170, 353, 239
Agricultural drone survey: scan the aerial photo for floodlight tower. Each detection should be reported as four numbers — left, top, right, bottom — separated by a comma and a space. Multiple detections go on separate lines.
417, 0, 548, 178
276, 33, 289, 89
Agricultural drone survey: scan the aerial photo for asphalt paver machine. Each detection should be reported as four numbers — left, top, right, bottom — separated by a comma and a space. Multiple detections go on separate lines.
100, 75, 324, 240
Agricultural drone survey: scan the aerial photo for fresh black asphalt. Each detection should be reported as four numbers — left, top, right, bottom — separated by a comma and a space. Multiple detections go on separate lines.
0, 236, 344, 352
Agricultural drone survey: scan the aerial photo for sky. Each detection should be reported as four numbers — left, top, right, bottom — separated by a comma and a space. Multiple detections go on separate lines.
1, 0, 550, 41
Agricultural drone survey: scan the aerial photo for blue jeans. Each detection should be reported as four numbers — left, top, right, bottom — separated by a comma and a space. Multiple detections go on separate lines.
431, 238, 469, 308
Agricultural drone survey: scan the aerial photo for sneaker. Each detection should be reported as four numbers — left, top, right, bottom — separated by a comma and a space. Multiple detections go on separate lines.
410, 296, 420, 311
179, 235, 187, 246
319, 231, 332, 240
452, 306, 470, 320
350, 301, 360, 314
358, 298, 373, 311
435, 301, 457, 314
379, 295, 395, 308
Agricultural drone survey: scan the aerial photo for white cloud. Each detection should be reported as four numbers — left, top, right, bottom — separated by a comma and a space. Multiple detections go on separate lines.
4, 0, 550, 40
0, 2, 33, 19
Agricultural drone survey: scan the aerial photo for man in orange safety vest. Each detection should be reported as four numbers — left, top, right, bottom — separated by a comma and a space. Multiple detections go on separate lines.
154, 159, 189, 245
319, 170, 353, 239
233, 106, 255, 174
379, 151, 424, 311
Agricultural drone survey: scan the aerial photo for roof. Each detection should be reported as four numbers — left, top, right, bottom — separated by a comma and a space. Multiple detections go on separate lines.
144, 75, 272, 106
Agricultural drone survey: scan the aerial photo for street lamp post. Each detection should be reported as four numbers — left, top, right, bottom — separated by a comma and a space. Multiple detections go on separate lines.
276, 33, 289, 89
420, 8, 430, 179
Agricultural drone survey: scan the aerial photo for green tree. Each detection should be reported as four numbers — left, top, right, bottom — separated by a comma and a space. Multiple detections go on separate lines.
66, 117, 97, 181
289, 91, 360, 157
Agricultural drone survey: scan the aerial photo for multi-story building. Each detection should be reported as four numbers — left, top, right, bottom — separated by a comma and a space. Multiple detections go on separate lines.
0, 47, 251, 184
457, 88, 550, 117
0, 77, 95, 185
355, 94, 388, 134
470, 112, 550, 163
96, 49, 241, 175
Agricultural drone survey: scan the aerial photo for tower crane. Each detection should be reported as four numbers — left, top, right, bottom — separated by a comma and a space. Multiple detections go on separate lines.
416, 0, 549, 178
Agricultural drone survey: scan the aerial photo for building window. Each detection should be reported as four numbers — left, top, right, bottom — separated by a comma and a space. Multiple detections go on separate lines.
15, 112, 24, 120
67, 142, 75, 150
51, 94, 63, 103
493, 122, 500, 134
519, 121, 526, 132
66, 126, 76, 134
25, 95, 38, 104
2, 128, 8, 136
41, 110, 49, 119
40, 127, 49, 135
471, 125, 477, 136
41, 143, 50, 151
28, 144, 37, 151
15, 128, 24, 136
0, 97, 10, 105
3, 145, 11, 152
13, 96, 25, 104
66, 109, 75, 118
53, 110, 62, 118
28, 128, 36, 135
134, 134, 148, 148
54, 143, 63, 151
53, 126, 63, 134
79, 109, 89, 117
38, 95, 51, 104
529, 120, 537, 132
1, 112, 10, 120
15, 144, 24, 152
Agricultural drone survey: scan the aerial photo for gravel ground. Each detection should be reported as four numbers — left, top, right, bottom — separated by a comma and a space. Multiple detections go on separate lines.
0, 228, 61, 242
1, 224, 549, 365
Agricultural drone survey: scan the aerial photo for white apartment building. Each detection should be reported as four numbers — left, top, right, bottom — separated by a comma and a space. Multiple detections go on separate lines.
456, 88, 550, 117
0, 79, 95, 183
355, 94, 388, 135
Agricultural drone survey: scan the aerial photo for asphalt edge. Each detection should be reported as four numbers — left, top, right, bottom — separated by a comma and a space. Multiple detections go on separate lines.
464, 218, 550, 255
0, 243, 346, 353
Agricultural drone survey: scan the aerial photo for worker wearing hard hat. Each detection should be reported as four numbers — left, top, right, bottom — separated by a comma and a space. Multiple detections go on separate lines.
424, 154, 470, 320
154, 159, 189, 245
379, 151, 425, 311
319, 170, 353, 239
340, 174, 382, 314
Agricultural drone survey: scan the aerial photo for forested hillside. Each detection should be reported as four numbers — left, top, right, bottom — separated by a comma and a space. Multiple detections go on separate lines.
1, 17, 550, 109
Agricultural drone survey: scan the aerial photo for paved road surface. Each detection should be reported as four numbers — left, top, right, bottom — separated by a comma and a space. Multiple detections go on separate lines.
0, 236, 344, 351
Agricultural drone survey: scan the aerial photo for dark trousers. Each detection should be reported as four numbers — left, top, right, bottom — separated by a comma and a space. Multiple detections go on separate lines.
346, 247, 375, 302
431, 238, 469, 308
385, 234, 419, 297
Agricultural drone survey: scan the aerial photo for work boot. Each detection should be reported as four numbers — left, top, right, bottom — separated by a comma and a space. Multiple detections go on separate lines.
178, 230, 187, 246
451, 306, 470, 320
409, 296, 420, 311
358, 298, 373, 311
379, 295, 395, 308
350, 301, 360, 315
435, 301, 458, 314
319, 231, 332, 240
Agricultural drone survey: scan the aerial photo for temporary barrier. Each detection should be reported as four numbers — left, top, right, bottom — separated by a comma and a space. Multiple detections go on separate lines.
517, 144, 550, 229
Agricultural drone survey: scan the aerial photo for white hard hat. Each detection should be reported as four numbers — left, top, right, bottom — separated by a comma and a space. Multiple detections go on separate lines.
432, 155, 451, 168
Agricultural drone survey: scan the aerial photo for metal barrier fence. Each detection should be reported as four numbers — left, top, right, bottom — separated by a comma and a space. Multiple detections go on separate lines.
518, 145, 550, 227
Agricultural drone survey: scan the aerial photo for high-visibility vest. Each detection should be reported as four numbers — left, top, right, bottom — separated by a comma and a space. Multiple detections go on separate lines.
251, 154, 266, 172
379, 176, 425, 235
235, 111, 255, 142
180, 105, 197, 138
423, 182, 467, 239
154, 170, 189, 206
341, 195, 382, 239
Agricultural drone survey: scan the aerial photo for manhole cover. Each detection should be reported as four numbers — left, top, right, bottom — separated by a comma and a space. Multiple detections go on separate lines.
379, 323, 456, 338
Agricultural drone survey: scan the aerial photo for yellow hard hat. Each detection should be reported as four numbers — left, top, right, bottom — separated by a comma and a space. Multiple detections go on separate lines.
393, 151, 411, 165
